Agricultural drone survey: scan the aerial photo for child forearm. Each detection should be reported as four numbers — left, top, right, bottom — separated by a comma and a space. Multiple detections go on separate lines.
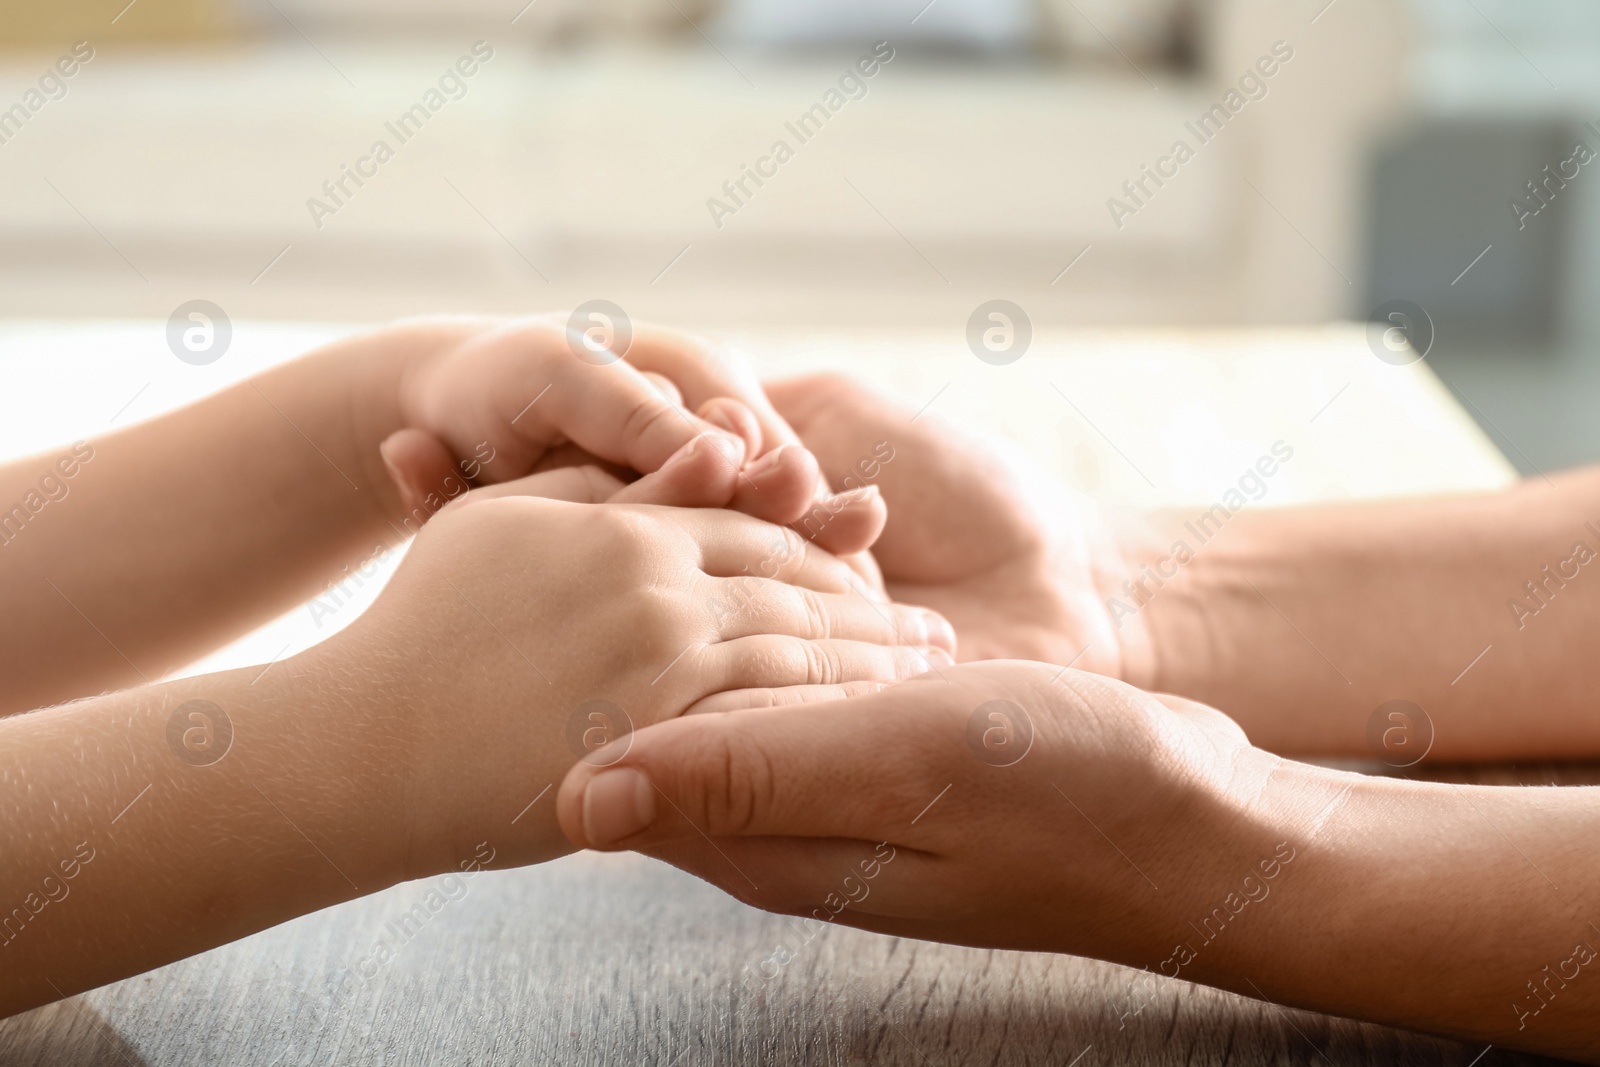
0, 649, 410, 1018
0, 336, 416, 715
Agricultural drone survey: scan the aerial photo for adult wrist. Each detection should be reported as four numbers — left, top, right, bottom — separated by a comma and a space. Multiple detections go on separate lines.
1163, 761, 1483, 1035
1108, 516, 1214, 695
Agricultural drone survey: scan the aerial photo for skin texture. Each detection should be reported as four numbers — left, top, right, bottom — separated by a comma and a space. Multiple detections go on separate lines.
0, 323, 940, 1019
559, 662, 1600, 1062
0, 459, 950, 1020
0, 317, 881, 717
563, 373, 1600, 1062
765, 375, 1150, 682
768, 373, 1600, 759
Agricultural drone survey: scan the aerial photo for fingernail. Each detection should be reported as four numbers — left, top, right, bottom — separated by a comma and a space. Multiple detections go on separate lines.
745, 444, 788, 479
922, 611, 957, 655
582, 768, 656, 847
378, 439, 414, 501
923, 646, 955, 667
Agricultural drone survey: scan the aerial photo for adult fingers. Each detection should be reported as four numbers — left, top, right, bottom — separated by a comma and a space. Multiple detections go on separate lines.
705, 579, 956, 652
683, 682, 892, 715
557, 684, 950, 849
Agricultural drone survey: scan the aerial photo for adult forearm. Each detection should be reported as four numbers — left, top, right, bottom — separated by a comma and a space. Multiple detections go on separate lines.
0, 652, 410, 1018
1191, 765, 1600, 1061
1137, 468, 1600, 759
0, 336, 420, 714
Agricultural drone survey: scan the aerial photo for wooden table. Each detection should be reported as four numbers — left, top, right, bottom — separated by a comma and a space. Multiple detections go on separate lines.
0, 322, 1560, 1066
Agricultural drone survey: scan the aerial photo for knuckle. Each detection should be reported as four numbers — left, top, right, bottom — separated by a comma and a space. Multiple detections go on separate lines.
690, 724, 775, 838
893, 605, 929, 646
802, 641, 842, 686
587, 507, 659, 570
771, 526, 806, 577
797, 587, 830, 641
620, 394, 680, 451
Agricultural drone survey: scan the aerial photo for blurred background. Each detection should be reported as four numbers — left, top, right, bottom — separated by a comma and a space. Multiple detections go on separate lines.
0, 0, 1594, 471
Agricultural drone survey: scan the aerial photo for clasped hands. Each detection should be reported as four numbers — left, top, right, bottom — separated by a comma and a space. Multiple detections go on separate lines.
325, 313, 1266, 976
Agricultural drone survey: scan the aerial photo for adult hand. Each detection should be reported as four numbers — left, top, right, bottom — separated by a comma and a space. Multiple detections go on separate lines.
349, 317, 884, 555
316, 456, 952, 877
767, 374, 1149, 683
555, 661, 1296, 969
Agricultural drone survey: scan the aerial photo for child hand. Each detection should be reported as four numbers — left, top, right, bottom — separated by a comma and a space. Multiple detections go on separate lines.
358, 316, 886, 554
313, 470, 953, 876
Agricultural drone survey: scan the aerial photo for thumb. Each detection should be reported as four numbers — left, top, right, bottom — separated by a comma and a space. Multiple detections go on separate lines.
379, 427, 463, 516
556, 686, 942, 851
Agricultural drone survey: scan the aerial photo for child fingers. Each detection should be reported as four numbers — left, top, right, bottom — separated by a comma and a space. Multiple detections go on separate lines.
627, 326, 801, 451
606, 433, 745, 508
707, 581, 956, 653
529, 332, 740, 480
708, 636, 950, 693
683, 682, 892, 715
697, 397, 763, 458
725, 445, 821, 528
639, 370, 684, 409
679, 511, 861, 593
790, 486, 887, 556
444, 465, 627, 509
379, 428, 466, 517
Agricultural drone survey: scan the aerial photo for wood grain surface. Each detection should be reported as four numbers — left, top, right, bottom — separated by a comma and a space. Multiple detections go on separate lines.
0, 827, 1581, 1067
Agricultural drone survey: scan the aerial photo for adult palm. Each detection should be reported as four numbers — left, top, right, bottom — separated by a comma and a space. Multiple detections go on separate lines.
767, 374, 1150, 684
